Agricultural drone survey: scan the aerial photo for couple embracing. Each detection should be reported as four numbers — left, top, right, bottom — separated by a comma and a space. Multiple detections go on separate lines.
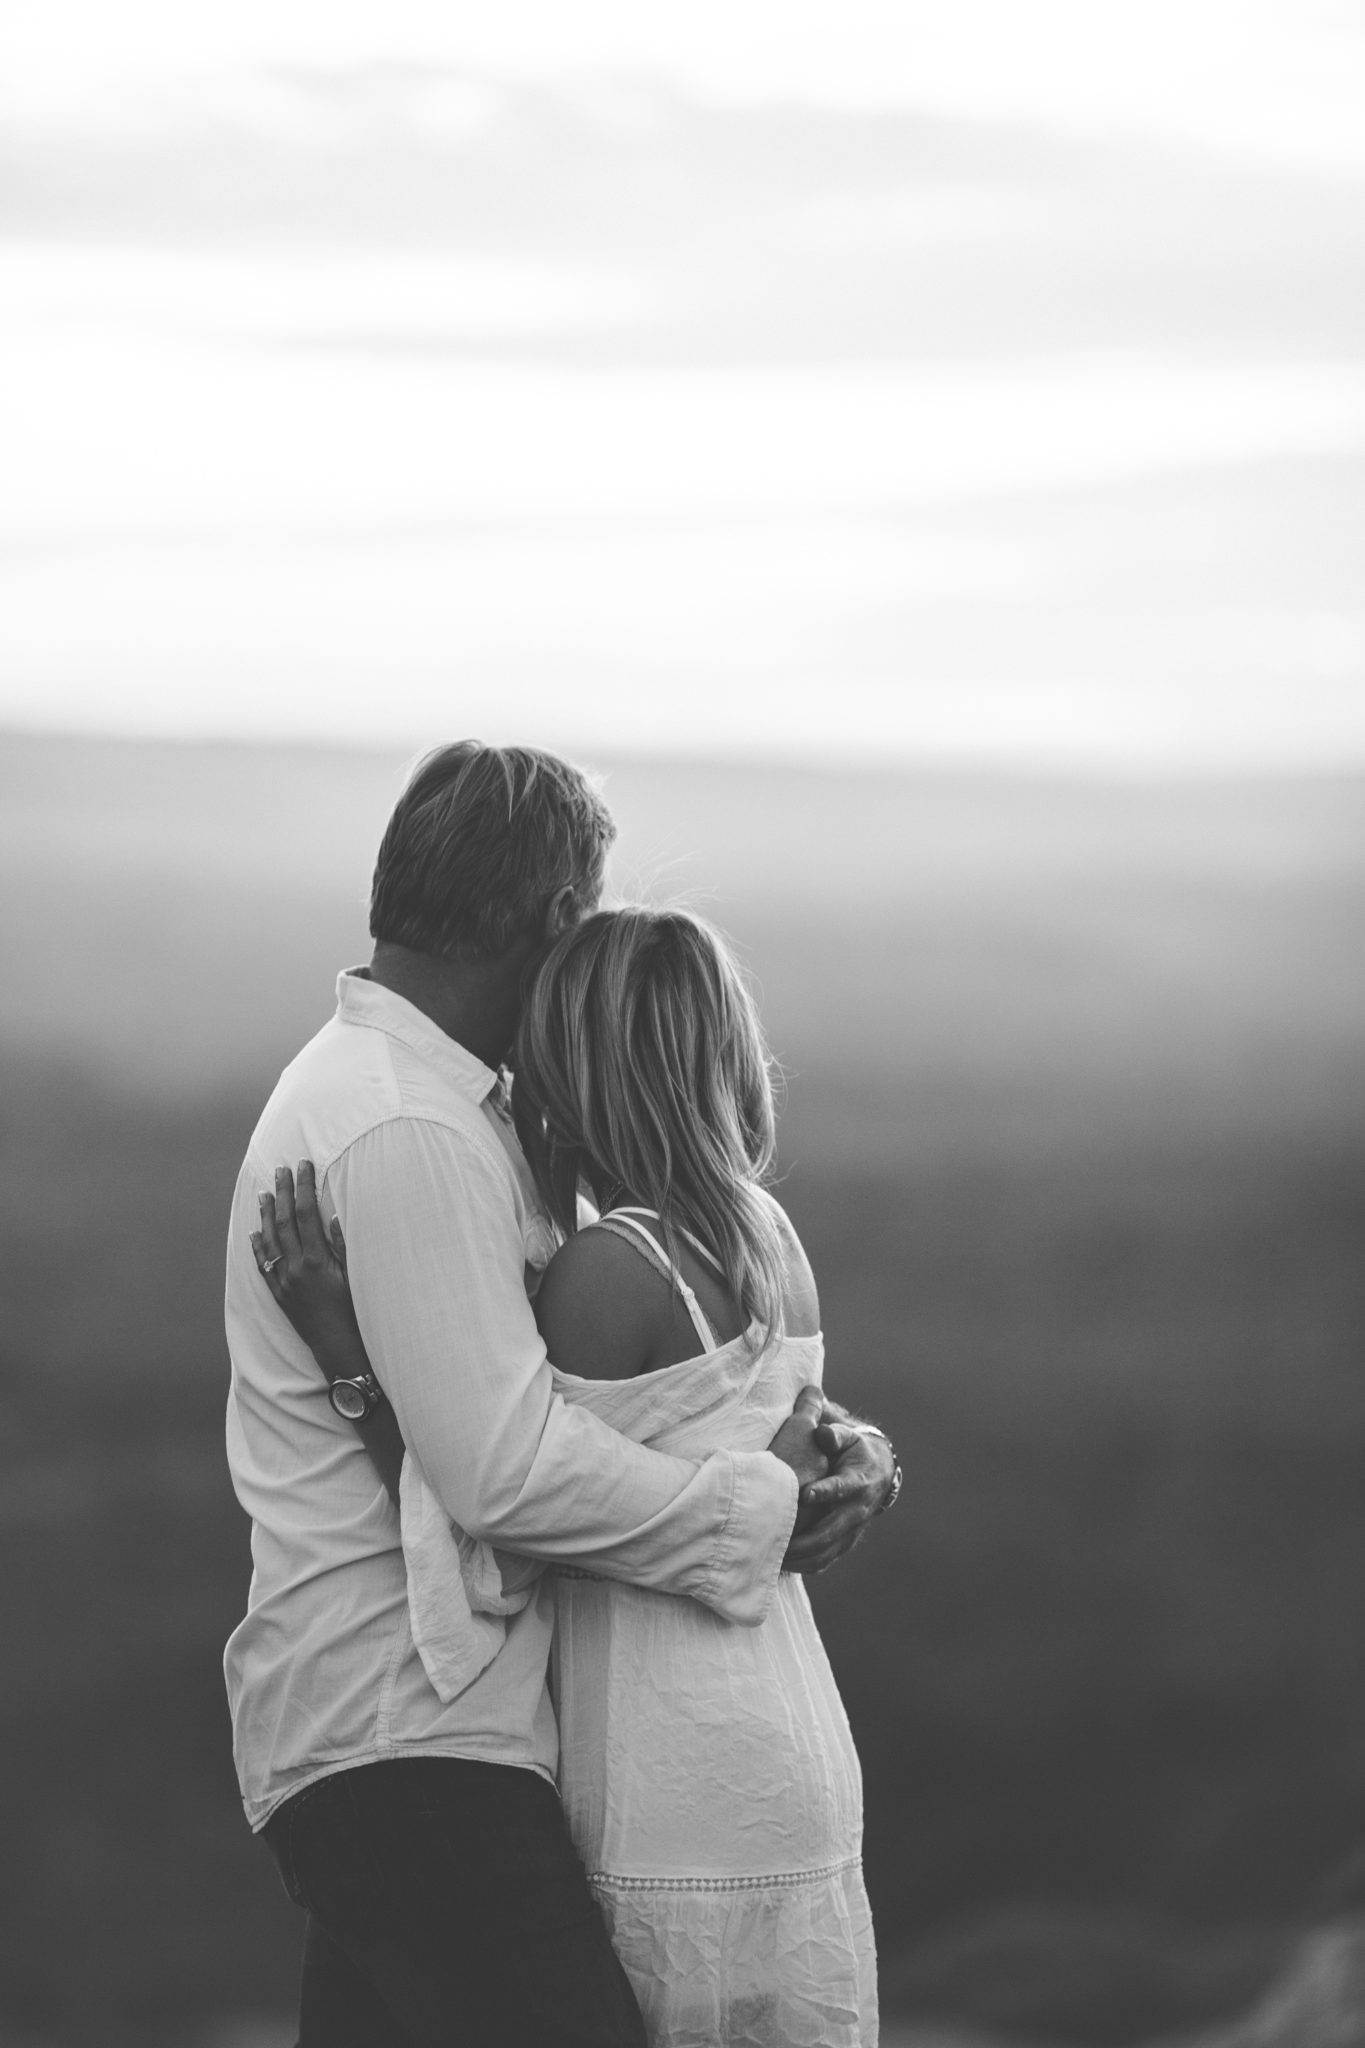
224, 742, 899, 2047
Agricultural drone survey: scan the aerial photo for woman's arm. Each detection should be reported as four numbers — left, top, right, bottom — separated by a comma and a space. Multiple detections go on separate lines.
763, 1195, 901, 1568
253, 1163, 406, 1507
764, 1191, 821, 1338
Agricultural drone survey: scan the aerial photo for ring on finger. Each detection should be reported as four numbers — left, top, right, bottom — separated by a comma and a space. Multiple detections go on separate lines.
262, 1255, 283, 1273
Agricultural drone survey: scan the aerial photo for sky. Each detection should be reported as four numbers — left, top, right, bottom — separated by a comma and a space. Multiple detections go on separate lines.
1, 0, 1363, 770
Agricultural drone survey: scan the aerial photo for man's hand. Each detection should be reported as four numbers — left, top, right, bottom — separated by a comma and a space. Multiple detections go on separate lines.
768, 1386, 840, 1571
783, 1416, 897, 1576
767, 1385, 832, 1492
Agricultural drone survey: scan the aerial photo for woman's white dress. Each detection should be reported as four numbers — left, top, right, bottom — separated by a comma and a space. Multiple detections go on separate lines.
549, 1238, 878, 2048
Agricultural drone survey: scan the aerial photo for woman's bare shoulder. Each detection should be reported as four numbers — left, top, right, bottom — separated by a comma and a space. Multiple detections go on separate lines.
761, 1190, 821, 1338
533, 1224, 668, 1381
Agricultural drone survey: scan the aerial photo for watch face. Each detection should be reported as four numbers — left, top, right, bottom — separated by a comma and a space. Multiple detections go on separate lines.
330, 1380, 369, 1422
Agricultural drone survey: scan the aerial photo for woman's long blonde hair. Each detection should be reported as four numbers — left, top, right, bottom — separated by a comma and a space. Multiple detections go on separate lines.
512, 907, 787, 1350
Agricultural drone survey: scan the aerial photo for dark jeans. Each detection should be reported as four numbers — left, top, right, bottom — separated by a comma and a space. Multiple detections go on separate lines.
262, 1758, 647, 2048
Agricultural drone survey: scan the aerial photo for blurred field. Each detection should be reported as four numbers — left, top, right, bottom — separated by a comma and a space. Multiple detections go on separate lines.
1, 732, 1363, 2045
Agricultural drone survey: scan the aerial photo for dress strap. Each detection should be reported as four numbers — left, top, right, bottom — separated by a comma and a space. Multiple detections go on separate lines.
591, 1214, 720, 1354
606, 1206, 728, 1281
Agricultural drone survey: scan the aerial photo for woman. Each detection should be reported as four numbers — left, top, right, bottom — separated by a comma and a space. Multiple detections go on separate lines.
254, 907, 878, 2046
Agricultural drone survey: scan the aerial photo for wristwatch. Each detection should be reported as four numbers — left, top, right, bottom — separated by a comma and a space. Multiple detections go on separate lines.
327, 1372, 386, 1422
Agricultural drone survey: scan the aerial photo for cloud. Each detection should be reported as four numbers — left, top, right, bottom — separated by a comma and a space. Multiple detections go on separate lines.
4, 69, 1362, 367
6, 0, 1365, 173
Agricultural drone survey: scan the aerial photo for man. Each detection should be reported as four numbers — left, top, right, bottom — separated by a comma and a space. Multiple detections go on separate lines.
225, 742, 898, 2046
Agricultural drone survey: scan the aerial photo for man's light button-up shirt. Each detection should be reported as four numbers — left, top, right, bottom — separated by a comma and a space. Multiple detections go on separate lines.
224, 970, 798, 1830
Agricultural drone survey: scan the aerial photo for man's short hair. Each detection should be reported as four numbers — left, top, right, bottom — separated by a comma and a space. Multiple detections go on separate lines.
369, 742, 616, 961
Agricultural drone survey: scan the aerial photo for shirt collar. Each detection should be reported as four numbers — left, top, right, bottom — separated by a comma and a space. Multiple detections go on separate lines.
335, 968, 501, 1107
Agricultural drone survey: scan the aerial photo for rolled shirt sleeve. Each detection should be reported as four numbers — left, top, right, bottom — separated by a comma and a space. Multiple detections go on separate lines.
329, 1118, 798, 1626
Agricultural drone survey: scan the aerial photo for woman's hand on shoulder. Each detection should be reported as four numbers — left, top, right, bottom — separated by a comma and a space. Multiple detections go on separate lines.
533, 1226, 663, 1381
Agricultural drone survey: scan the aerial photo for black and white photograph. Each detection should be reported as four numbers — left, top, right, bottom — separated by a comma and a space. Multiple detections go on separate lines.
1, 3, 1364, 2044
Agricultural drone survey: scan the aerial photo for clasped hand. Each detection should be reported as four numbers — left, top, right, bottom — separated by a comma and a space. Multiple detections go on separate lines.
768, 1390, 895, 1576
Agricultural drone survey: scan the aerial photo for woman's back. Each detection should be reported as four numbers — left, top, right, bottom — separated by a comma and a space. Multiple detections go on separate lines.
531, 1191, 820, 1381
514, 907, 878, 2043
538, 1205, 877, 2047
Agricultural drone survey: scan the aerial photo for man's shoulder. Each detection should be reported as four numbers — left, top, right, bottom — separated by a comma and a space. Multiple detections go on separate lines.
243, 1015, 392, 1170
242, 1015, 505, 1186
